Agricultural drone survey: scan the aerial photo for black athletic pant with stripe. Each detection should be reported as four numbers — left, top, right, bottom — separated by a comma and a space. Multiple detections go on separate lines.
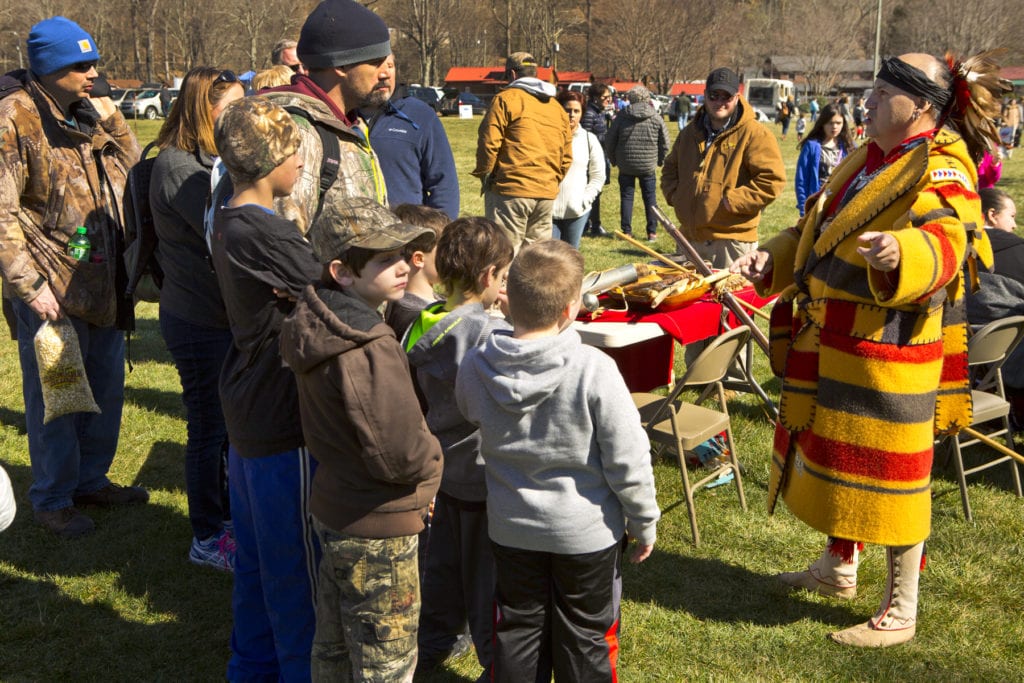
490, 537, 624, 683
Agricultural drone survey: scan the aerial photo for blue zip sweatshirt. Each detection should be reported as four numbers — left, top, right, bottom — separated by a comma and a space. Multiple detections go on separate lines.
364, 96, 460, 221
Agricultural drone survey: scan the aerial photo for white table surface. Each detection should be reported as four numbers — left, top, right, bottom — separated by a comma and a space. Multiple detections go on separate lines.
571, 320, 665, 348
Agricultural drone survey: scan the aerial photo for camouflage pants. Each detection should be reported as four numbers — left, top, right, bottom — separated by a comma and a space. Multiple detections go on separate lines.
311, 519, 420, 682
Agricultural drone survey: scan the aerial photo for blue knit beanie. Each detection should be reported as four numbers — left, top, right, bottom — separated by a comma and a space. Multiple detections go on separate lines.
297, 0, 390, 69
27, 17, 100, 76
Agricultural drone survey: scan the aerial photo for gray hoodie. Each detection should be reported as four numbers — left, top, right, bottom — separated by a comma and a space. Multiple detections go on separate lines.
406, 302, 511, 501
455, 328, 659, 555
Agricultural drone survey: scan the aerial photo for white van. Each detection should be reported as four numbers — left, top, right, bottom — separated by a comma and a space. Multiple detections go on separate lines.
744, 78, 794, 121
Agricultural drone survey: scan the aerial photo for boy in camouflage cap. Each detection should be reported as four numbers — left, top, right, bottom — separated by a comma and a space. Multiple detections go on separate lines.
208, 95, 325, 680
280, 196, 443, 681
215, 96, 302, 189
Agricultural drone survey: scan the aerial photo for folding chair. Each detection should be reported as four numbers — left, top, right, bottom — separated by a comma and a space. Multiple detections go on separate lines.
943, 316, 1024, 521
632, 326, 750, 545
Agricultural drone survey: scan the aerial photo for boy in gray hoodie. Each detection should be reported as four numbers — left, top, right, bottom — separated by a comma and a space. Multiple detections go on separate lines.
456, 240, 659, 682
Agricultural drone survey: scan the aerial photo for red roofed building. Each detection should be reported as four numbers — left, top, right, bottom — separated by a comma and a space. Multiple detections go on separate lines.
1001, 66, 1024, 88
443, 66, 594, 97
667, 82, 747, 97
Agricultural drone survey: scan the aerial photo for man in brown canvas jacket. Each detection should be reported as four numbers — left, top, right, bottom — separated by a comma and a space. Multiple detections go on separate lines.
0, 16, 145, 537
473, 51, 573, 252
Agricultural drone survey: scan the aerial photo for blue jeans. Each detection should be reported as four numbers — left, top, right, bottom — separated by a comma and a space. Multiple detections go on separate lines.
12, 297, 125, 512
228, 446, 319, 683
618, 173, 658, 235
160, 308, 232, 540
552, 212, 590, 249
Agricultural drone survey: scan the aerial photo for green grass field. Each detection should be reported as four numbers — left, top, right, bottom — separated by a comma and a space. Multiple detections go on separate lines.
1, 116, 1023, 681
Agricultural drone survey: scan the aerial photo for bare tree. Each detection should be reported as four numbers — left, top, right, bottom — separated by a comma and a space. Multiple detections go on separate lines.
379, 0, 461, 86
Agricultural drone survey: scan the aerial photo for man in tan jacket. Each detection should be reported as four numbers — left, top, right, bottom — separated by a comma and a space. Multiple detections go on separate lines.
473, 52, 572, 251
662, 67, 785, 269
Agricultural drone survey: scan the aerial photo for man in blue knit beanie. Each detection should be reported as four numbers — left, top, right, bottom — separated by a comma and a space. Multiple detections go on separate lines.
0, 16, 144, 538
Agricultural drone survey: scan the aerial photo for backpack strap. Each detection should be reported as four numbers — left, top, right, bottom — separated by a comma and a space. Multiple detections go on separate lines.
283, 105, 341, 218
0, 70, 26, 99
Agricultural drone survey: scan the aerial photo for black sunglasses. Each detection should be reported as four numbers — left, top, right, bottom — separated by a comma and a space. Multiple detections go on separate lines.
69, 61, 98, 73
214, 70, 239, 85
286, 63, 302, 73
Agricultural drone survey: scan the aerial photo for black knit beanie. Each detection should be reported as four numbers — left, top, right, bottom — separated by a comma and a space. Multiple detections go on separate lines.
297, 0, 391, 69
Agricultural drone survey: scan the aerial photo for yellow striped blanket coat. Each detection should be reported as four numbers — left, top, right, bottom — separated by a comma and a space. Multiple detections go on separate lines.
758, 129, 990, 546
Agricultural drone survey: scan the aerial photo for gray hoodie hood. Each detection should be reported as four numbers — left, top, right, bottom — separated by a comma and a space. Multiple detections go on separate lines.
507, 76, 558, 99
471, 328, 579, 415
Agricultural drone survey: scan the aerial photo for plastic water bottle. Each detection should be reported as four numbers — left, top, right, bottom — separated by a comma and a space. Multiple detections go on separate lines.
67, 226, 91, 261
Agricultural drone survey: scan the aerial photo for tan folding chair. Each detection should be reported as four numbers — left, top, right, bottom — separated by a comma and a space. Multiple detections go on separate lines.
943, 315, 1024, 521
632, 326, 750, 545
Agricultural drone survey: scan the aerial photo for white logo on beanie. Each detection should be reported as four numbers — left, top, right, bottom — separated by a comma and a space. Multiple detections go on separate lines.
78, 39, 91, 53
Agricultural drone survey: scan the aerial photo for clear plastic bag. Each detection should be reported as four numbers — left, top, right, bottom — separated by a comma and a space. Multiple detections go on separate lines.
34, 318, 100, 424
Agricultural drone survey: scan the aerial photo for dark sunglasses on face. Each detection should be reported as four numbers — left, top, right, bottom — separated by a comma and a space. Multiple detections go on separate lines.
286, 63, 302, 73
70, 61, 98, 73
706, 91, 735, 102
214, 70, 239, 85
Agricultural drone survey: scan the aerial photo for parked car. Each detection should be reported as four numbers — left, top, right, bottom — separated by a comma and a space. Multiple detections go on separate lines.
108, 88, 133, 108
651, 94, 671, 117
120, 88, 176, 119
440, 91, 488, 116
406, 85, 441, 113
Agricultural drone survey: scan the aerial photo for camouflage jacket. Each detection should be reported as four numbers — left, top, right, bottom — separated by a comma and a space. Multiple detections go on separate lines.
263, 91, 386, 235
0, 73, 140, 327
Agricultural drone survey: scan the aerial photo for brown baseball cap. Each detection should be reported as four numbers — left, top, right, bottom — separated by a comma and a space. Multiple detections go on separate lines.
307, 197, 435, 263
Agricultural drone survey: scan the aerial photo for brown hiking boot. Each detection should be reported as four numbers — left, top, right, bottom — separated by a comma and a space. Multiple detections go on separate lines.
73, 482, 149, 507
35, 507, 95, 538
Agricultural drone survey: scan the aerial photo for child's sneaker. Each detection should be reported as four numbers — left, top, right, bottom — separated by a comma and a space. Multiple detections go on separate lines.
189, 528, 236, 572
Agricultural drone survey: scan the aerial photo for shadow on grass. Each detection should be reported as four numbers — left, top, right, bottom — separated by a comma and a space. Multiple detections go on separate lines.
0, 405, 26, 434
623, 547, 862, 628
126, 316, 172, 365
124, 385, 186, 419
0, 459, 232, 679
134, 439, 190, 495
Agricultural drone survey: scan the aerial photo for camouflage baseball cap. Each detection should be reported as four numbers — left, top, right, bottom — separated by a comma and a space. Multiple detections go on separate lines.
505, 51, 537, 72
214, 97, 301, 184
308, 197, 435, 263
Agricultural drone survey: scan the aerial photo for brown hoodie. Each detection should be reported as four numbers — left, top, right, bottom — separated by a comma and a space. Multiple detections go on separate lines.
280, 284, 442, 538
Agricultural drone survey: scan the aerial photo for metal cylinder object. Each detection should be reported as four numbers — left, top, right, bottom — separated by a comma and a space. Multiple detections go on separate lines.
580, 264, 640, 311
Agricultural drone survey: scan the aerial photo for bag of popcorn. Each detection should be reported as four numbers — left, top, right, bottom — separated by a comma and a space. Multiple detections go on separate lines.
34, 319, 100, 424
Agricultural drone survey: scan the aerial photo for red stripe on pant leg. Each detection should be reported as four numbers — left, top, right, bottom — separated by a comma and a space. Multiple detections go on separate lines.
603, 618, 620, 683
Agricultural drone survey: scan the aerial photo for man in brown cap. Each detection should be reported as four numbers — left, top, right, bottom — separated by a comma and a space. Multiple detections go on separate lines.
473, 51, 573, 252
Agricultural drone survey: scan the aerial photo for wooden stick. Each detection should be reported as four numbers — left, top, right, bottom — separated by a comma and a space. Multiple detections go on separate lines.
651, 206, 771, 355
614, 231, 687, 271
613, 231, 732, 289
731, 294, 771, 321
961, 427, 1024, 466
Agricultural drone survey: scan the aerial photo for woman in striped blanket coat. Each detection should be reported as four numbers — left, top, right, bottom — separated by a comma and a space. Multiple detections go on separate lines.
732, 51, 1008, 648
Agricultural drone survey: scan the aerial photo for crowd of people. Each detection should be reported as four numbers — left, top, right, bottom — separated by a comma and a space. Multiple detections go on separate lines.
0, 0, 1019, 679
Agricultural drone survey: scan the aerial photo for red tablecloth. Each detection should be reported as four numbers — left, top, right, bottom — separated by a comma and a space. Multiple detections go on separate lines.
578, 285, 775, 391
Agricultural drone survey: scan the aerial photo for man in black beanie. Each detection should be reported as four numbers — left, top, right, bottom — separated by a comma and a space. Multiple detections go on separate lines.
262, 0, 392, 236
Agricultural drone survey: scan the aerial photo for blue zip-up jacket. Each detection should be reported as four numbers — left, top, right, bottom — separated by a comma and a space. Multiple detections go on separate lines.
794, 138, 848, 216
364, 96, 460, 220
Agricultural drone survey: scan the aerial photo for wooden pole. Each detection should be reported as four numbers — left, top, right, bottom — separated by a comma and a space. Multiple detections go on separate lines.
651, 206, 771, 355
960, 427, 1024, 466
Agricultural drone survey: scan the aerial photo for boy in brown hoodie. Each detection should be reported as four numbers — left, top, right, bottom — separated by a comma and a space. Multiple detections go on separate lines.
280, 197, 443, 681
